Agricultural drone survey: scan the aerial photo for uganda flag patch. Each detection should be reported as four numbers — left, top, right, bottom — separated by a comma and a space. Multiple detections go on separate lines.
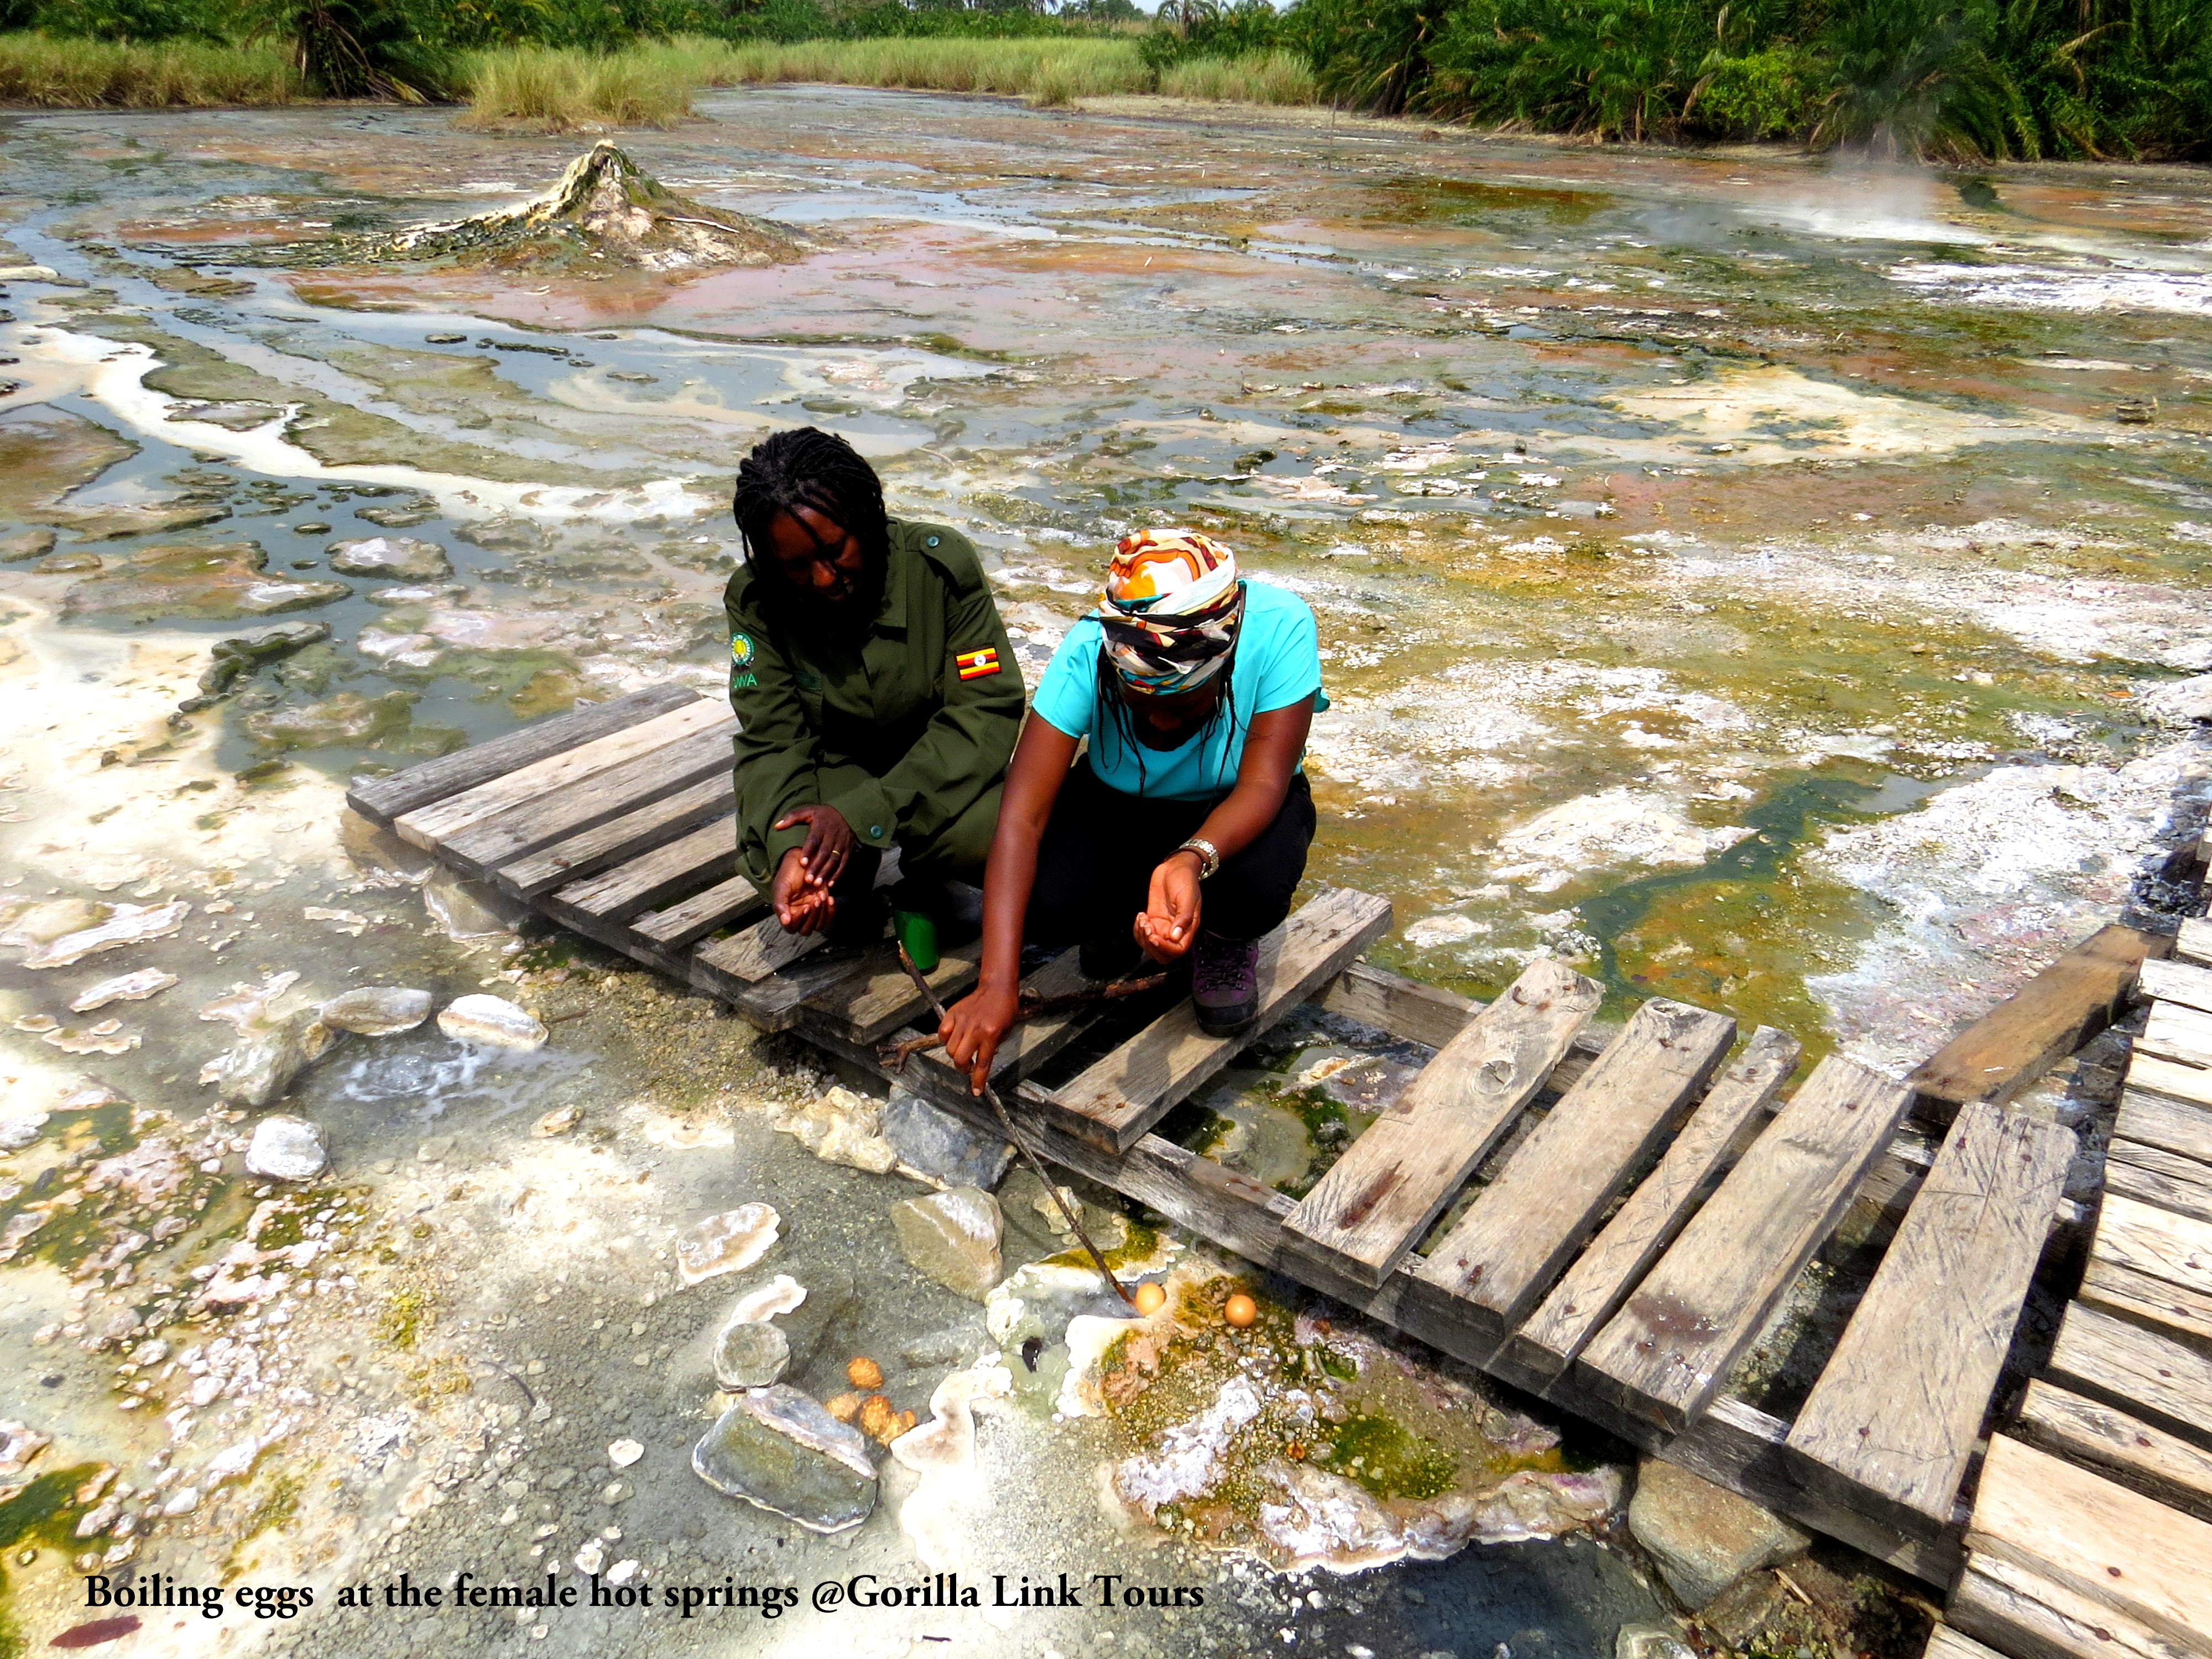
956, 647, 1001, 681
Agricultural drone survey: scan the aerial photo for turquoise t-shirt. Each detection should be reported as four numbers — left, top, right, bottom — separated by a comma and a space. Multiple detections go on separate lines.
1031, 578, 1324, 801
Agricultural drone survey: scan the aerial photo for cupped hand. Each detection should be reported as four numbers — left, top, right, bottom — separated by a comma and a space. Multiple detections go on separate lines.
771, 846, 835, 935
772, 803, 855, 889
1134, 850, 1203, 963
940, 983, 1021, 1094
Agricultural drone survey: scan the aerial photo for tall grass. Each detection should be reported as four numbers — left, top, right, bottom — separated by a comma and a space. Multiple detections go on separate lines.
459, 41, 695, 129
0, 29, 301, 103
1158, 49, 1317, 105
711, 36, 1150, 100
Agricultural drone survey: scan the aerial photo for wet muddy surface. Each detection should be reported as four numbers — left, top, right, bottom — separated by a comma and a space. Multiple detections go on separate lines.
1, 87, 2209, 1657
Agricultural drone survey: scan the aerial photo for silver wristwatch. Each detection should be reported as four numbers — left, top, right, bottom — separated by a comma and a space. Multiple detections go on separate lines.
1176, 837, 1222, 880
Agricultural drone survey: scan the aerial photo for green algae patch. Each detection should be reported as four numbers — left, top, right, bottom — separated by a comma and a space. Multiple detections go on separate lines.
225, 1472, 302, 1576
1314, 1407, 1458, 1501
0, 1463, 105, 1659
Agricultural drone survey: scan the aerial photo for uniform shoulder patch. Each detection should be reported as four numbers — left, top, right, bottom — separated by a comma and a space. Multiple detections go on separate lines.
954, 646, 1001, 681
730, 633, 755, 670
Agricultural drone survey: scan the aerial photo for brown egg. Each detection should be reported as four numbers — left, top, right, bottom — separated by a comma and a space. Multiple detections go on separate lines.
858, 1394, 901, 1443
1223, 1292, 1258, 1328
847, 1357, 884, 1389
1133, 1281, 1167, 1316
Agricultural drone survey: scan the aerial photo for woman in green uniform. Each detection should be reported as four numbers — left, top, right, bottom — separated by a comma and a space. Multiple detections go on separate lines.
726, 427, 1024, 946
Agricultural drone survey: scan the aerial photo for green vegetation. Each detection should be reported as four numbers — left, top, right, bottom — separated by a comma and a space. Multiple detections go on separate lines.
0, 0, 2199, 159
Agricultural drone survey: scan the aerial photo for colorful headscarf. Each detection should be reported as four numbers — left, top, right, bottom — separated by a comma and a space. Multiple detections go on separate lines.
1095, 529, 1246, 697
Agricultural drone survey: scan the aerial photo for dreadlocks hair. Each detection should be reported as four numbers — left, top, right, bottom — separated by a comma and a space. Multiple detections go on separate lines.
731, 426, 890, 576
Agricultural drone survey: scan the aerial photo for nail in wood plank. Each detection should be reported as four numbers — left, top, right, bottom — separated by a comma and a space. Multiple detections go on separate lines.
1505, 1025, 1801, 1380
1044, 888, 1393, 1153
346, 682, 702, 826
1783, 1099, 2073, 1540
1416, 998, 1738, 1328
2083, 1255, 2212, 1347
2013, 1379, 2212, 1526
1286, 958, 1602, 1287
1906, 923, 2166, 1115
2046, 1300, 2212, 1451
1576, 1053, 1913, 1434
2092, 1191, 2212, 1306
1966, 1435, 2212, 1656
1950, 1551, 2193, 1659
437, 719, 735, 877
395, 698, 731, 851
494, 775, 733, 899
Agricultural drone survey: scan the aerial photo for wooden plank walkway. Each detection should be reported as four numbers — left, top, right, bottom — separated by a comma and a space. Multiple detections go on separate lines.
1944, 940, 2212, 1659
346, 683, 2208, 1627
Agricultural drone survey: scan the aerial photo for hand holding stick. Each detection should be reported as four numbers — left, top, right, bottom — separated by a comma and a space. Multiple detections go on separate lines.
895, 946, 1134, 1308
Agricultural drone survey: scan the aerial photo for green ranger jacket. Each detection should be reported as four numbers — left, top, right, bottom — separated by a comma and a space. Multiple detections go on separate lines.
723, 519, 1025, 885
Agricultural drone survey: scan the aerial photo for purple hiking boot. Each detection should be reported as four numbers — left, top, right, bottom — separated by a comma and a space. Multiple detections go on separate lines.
1191, 930, 1260, 1037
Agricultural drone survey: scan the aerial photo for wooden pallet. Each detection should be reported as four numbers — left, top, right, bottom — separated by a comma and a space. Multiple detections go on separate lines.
1943, 936, 2212, 1659
348, 684, 2119, 1592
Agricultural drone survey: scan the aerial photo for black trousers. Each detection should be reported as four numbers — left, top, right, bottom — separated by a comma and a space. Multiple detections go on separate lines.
1026, 760, 1316, 948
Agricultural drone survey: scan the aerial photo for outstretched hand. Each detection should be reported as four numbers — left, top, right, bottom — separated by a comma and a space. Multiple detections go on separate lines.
1134, 849, 1203, 963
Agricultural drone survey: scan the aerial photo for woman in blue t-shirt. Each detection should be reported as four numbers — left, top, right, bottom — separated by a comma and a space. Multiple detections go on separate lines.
938, 529, 1323, 1089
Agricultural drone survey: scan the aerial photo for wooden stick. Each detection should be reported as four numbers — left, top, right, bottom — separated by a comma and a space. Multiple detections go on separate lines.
881, 970, 1172, 1067
895, 946, 1135, 1307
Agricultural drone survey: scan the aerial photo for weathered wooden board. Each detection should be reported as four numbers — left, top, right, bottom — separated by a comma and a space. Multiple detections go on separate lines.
551, 815, 741, 924
393, 697, 730, 852
1966, 1434, 2212, 1654
1503, 1025, 1801, 1381
2093, 1192, 2212, 1302
2127, 1054, 2212, 1113
904, 950, 1099, 1096
2107, 1139, 2212, 1226
1044, 887, 1394, 1153
2118, 1088, 2212, 1165
1314, 960, 1482, 1051
2141, 1000, 2212, 1071
1924, 1626, 2008, 1659
345, 682, 704, 826
1285, 958, 1603, 1286
694, 907, 829, 985
1576, 1053, 1914, 1434
2178, 915, 2212, 969
1415, 999, 1737, 1331
437, 717, 736, 878
2046, 1300, 2212, 1450
1907, 924, 2166, 1114
800, 948, 982, 1047
2139, 956, 2212, 1015
2082, 1255, 2212, 1347
2013, 1379, 2212, 1525
632, 872, 763, 950
495, 776, 734, 899
1950, 1550, 2198, 1659
1783, 1099, 2073, 1540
